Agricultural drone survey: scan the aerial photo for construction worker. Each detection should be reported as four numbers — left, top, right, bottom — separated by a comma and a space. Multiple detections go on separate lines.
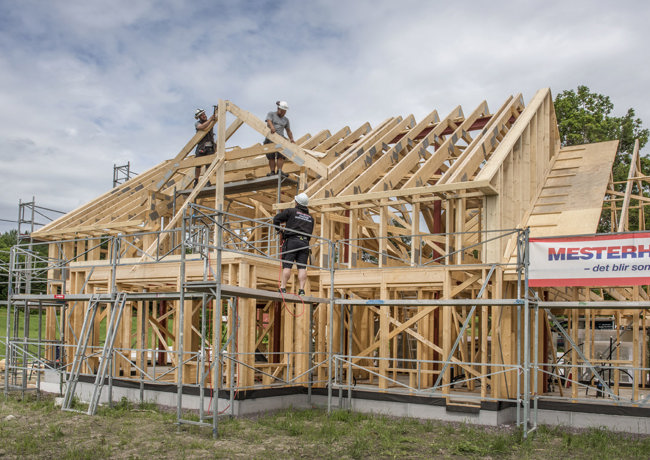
194, 108, 216, 186
273, 192, 313, 296
264, 100, 295, 176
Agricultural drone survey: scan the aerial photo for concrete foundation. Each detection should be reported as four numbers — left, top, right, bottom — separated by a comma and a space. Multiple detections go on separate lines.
40, 370, 650, 434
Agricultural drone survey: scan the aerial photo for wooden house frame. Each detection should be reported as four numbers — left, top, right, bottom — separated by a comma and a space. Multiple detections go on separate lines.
5, 88, 650, 433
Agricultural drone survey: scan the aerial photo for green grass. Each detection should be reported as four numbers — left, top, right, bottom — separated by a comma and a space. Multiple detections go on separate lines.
0, 304, 169, 360
1, 393, 650, 459
0, 306, 45, 357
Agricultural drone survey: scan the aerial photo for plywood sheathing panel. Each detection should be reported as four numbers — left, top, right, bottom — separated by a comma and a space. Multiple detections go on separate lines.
525, 140, 619, 237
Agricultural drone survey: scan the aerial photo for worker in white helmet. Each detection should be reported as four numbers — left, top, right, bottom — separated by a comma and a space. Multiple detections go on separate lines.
273, 192, 313, 296
264, 100, 295, 176
193, 108, 216, 186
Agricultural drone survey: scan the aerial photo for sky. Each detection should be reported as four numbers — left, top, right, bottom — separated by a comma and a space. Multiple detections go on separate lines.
0, 0, 648, 233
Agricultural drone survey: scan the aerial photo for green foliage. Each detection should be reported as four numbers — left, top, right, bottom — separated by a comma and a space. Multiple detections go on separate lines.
48, 423, 65, 440
0, 305, 47, 356
63, 445, 113, 459
0, 230, 17, 300
555, 85, 650, 232
555, 85, 649, 151
0, 230, 17, 249
0, 230, 50, 302
97, 397, 132, 417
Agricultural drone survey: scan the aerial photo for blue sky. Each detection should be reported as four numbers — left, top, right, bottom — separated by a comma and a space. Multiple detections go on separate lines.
0, 0, 648, 232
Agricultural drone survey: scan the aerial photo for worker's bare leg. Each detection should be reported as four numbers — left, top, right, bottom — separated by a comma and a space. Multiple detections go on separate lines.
268, 158, 276, 174
281, 267, 292, 290
277, 157, 284, 173
297, 268, 307, 290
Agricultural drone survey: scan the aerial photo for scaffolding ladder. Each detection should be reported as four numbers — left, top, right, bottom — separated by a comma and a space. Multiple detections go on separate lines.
61, 292, 128, 414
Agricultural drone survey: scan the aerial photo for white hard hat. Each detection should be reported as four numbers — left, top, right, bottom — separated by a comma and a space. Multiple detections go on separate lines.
276, 100, 289, 111
194, 108, 205, 119
295, 193, 308, 207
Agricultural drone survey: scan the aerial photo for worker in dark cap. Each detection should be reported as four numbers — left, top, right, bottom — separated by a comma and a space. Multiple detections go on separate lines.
193, 108, 216, 186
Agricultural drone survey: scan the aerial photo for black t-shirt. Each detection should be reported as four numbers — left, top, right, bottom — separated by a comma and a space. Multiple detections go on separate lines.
195, 120, 215, 155
273, 205, 314, 240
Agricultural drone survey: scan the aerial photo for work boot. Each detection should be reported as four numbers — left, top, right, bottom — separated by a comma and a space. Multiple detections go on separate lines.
279, 287, 286, 294
298, 289, 305, 296
267, 171, 276, 176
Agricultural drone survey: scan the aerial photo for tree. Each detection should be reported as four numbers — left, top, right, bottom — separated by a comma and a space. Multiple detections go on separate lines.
555, 85, 649, 152
0, 230, 49, 301
0, 230, 17, 300
554, 85, 650, 231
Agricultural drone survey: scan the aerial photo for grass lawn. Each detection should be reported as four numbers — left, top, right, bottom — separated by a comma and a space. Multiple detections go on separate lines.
0, 306, 45, 358
0, 305, 162, 359
1, 393, 650, 459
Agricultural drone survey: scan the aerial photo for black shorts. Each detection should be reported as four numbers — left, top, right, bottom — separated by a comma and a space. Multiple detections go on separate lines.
281, 237, 310, 269
264, 138, 286, 160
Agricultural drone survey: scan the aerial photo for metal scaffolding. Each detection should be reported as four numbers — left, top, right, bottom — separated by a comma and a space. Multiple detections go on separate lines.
112, 162, 137, 188
4, 206, 650, 439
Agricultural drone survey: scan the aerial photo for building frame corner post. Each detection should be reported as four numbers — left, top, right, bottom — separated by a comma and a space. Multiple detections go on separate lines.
4, 246, 16, 395
520, 227, 531, 437
327, 240, 336, 414
212, 204, 225, 438
176, 207, 187, 425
